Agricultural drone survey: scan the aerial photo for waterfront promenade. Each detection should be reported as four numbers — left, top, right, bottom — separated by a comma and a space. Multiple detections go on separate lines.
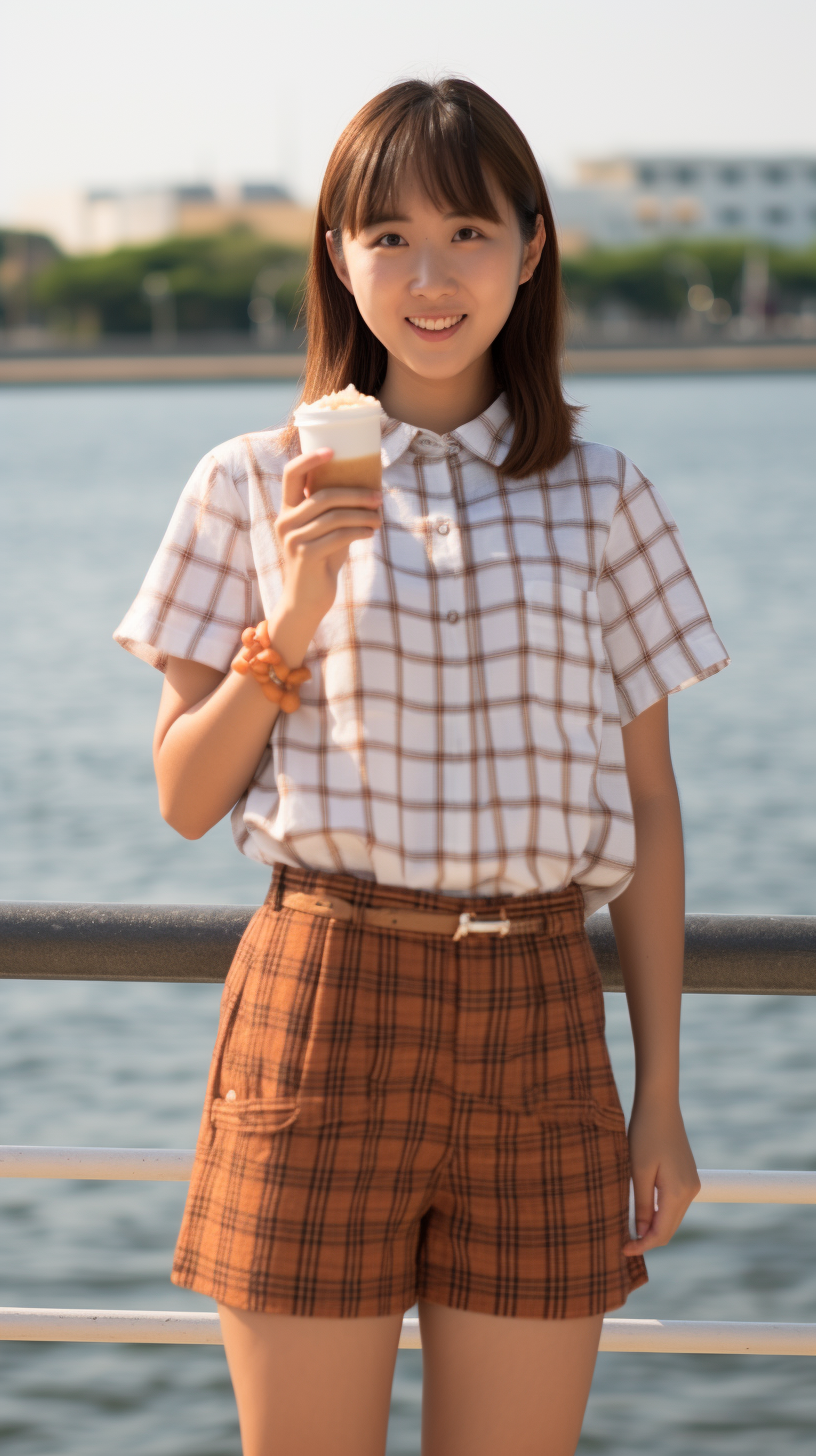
1, 341, 815, 384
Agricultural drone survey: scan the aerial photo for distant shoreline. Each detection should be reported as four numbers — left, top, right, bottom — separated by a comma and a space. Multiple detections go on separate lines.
1, 342, 815, 385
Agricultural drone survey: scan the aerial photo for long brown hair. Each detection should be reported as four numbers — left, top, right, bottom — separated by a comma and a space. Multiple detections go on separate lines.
285, 77, 579, 477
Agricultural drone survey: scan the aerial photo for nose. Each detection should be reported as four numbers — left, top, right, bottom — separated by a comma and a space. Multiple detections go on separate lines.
408, 244, 458, 301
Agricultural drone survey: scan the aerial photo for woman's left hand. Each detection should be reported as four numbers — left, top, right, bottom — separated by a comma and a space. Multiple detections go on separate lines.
622, 1097, 701, 1256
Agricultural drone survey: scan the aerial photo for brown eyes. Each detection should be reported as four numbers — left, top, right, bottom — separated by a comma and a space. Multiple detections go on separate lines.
376, 227, 482, 247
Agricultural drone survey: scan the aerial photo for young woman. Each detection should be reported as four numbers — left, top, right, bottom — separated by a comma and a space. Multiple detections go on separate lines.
115, 78, 729, 1456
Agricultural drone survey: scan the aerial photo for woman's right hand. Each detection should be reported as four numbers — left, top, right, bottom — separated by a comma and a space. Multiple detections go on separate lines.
153, 448, 382, 840
275, 449, 383, 626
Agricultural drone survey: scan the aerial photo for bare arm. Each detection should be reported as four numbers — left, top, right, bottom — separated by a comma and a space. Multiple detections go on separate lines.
152, 449, 383, 839
152, 609, 310, 839
609, 696, 701, 1255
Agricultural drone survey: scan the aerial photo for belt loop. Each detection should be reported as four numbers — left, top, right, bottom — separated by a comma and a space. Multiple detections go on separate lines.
272, 864, 286, 911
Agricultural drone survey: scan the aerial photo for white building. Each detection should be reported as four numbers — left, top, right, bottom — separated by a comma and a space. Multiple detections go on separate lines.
14, 183, 313, 254
550, 155, 816, 253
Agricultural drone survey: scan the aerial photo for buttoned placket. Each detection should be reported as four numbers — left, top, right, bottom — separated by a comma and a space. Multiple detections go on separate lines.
412, 435, 473, 843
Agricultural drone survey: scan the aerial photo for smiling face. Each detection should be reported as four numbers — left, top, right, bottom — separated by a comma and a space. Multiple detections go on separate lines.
326, 173, 545, 392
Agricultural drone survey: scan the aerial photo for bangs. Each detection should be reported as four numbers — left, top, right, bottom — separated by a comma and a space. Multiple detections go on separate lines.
339, 97, 503, 235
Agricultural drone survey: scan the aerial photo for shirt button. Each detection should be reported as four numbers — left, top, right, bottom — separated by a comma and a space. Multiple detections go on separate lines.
437, 521, 450, 536
446, 609, 460, 624
224, 1089, 237, 1102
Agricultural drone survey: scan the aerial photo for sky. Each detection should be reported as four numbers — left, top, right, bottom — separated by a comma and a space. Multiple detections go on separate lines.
2, 0, 816, 219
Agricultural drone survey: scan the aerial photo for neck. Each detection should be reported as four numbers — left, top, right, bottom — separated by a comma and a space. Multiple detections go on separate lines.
378, 350, 496, 435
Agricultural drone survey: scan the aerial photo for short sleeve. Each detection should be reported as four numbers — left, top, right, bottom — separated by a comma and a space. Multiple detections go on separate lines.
597, 456, 729, 725
113, 450, 260, 673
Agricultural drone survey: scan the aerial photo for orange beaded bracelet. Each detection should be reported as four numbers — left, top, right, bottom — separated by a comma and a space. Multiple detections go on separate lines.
230, 620, 311, 712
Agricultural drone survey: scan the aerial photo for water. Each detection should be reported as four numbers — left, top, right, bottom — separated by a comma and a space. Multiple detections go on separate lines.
0, 375, 815, 1454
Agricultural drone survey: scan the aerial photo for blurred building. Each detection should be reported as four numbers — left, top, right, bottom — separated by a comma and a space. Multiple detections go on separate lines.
14, 183, 315, 255
551, 155, 816, 253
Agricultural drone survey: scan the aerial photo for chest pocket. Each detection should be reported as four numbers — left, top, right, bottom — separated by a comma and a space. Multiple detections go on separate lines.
521, 578, 605, 760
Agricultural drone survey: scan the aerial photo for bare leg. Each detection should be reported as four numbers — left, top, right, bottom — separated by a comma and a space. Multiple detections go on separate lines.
218, 1303, 403, 1456
418, 1299, 603, 1456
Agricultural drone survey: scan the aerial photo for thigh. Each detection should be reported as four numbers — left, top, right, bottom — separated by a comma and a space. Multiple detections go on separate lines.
218, 1303, 403, 1456
417, 1299, 603, 1456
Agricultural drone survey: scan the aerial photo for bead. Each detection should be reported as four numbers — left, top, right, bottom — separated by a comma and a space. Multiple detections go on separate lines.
233, 620, 307, 713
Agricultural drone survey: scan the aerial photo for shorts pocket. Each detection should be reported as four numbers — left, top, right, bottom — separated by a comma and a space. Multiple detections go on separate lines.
210, 1095, 299, 1133
210, 907, 377, 1127
529, 1096, 627, 1134
518, 925, 619, 1112
209, 1091, 374, 1136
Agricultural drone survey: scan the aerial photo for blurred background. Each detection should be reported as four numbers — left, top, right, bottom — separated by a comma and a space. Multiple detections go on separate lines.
2, 0, 816, 359
1, 3, 816, 1454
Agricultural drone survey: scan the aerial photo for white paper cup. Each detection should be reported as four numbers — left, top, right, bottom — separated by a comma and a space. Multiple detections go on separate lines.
294, 398, 383, 489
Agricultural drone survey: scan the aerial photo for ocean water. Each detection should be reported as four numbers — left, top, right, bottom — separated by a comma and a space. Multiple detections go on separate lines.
0, 374, 815, 1454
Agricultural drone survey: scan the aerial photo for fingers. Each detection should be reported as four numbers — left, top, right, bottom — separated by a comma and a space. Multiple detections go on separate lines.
283, 487, 383, 532
285, 507, 381, 548
630, 1168, 657, 1246
304, 484, 384, 510
622, 1173, 700, 1257
281, 449, 334, 508
277, 460, 383, 574
622, 1196, 678, 1256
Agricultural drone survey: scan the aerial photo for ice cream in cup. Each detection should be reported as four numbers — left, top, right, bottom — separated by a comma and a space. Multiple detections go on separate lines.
294, 385, 383, 490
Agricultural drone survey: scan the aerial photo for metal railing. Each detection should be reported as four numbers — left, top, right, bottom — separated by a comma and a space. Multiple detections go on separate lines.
3, 901, 816, 993
1, 903, 815, 1356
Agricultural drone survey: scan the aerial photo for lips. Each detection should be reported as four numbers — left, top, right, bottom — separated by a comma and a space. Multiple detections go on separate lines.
405, 314, 466, 340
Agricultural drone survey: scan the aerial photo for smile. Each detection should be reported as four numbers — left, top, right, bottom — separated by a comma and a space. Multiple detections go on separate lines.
406, 314, 466, 339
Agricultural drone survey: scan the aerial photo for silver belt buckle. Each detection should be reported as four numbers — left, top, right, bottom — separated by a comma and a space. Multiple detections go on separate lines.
452, 912, 511, 941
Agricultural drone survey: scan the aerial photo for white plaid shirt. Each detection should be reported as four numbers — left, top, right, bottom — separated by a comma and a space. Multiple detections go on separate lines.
115, 395, 729, 914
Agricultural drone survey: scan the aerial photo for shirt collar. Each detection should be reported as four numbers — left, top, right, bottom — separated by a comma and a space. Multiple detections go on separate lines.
381, 393, 512, 469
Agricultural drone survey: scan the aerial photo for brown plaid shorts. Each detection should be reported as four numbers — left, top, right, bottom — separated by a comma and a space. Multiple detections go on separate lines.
171, 864, 647, 1319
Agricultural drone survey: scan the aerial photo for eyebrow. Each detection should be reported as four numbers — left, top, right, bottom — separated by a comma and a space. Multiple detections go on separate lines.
364, 209, 487, 227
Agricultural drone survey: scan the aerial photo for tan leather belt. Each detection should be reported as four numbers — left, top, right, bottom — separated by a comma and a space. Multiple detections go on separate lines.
281, 889, 546, 940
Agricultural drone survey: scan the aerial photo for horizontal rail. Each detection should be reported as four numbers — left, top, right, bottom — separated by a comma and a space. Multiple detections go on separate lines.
2, 904, 816, 993
2, 1147, 815, 1202
695, 1170, 816, 1204
1, 1308, 814, 1354
0, 1146, 194, 1181
599, 1320, 816, 1356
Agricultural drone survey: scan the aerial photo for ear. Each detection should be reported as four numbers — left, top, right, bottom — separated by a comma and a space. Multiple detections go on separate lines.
326, 229, 355, 295
518, 214, 546, 286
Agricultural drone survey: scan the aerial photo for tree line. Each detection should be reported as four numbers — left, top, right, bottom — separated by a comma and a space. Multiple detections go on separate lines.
2, 227, 816, 337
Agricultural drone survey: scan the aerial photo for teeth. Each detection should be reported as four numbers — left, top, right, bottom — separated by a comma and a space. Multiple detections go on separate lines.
408, 315, 463, 331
